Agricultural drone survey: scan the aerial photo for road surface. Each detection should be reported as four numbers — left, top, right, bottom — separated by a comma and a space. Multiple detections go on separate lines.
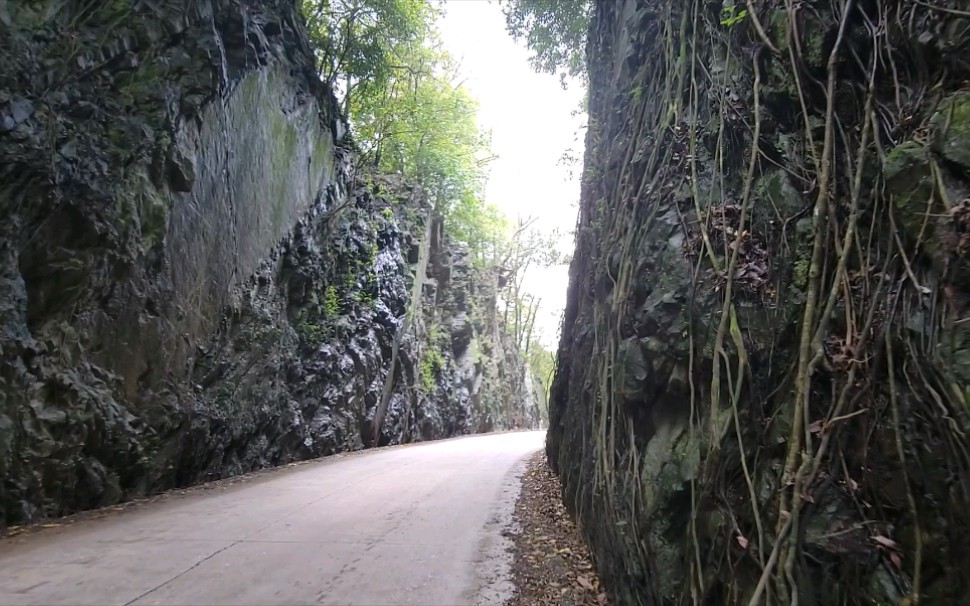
0, 431, 545, 606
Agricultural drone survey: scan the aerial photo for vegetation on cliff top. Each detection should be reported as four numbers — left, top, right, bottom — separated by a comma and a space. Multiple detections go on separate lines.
302, 0, 503, 264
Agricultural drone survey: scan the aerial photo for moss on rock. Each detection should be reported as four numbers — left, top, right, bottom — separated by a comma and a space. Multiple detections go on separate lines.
768, 10, 790, 53
884, 140, 940, 243
755, 170, 803, 219
124, 168, 169, 249
931, 91, 970, 169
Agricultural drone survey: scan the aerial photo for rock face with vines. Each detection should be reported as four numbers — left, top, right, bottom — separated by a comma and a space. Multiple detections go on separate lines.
549, 0, 970, 603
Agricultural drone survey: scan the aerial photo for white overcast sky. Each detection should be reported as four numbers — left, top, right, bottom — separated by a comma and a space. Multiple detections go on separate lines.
436, 0, 586, 349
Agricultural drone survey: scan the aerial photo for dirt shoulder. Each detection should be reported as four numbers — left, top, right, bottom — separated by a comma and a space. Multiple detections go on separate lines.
507, 451, 611, 606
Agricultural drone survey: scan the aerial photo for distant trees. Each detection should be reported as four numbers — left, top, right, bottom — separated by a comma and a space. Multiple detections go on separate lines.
527, 342, 555, 424
495, 217, 564, 418
498, 217, 565, 353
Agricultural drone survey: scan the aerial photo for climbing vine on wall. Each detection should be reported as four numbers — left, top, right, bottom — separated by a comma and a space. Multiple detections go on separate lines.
539, 0, 970, 604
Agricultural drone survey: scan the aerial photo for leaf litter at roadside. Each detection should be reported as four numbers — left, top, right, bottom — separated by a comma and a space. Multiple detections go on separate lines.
507, 452, 611, 606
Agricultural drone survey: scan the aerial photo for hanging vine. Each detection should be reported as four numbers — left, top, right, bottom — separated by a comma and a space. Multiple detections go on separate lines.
549, 0, 970, 604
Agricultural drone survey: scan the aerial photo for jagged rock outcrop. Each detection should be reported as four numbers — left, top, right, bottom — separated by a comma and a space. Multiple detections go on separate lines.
0, 0, 536, 526
550, 1, 970, 604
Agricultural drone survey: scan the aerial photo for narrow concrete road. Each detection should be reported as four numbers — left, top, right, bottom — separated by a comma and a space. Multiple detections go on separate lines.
0, 431, 544, 606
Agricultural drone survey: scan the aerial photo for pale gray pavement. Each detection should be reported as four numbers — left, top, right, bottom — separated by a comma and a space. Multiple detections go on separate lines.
0, 431, 545, 606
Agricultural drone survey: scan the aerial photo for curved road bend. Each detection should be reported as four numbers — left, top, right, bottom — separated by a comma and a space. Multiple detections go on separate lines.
0, 431, 545, 606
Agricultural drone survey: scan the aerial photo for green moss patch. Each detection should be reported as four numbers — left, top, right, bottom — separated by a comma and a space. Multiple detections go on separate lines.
931, 91, 970, 169
883, 141, 940, 241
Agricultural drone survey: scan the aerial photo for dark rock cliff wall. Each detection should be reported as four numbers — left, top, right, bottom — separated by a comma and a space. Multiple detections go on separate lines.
550, 1, 970, 604
0, 0, 536, 526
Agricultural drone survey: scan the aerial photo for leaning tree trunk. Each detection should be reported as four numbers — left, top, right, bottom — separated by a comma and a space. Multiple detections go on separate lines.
549, 1, 970, 604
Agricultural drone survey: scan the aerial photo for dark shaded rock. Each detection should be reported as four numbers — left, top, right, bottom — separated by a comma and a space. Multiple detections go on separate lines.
0, 0, 537, 527
0, 98, 32, 131
166, 143, 196, 192
550, 1, 970, 604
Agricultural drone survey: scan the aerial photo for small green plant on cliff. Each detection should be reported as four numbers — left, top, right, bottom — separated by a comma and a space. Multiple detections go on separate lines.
630, 86, 643, 104
323, 284, 339, 318
419, 345, 444, 392
299, 321, 331, 344
427, 321, 441, 345
351, 288, 375, 306
719, 4, 748, 27
342, 268, 357, 290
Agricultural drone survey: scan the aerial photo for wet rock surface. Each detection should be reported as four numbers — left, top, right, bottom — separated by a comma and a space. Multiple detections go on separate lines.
0, 0, 537, 527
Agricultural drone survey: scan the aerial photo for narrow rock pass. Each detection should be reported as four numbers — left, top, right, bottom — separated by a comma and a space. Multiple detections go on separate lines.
0, 432, 544, 606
